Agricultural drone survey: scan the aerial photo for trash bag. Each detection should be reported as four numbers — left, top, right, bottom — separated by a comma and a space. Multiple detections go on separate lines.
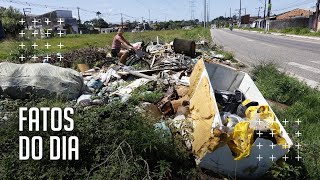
228, 121, 254, 160
215, 89, 246, 114
245, 105, 286, 146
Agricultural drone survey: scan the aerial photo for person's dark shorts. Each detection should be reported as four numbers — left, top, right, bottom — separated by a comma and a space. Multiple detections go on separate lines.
111, 49, 120, 57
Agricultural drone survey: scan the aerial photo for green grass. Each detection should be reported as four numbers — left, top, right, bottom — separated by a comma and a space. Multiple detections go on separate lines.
0, 27, 211, 61
252, 63, 320, 179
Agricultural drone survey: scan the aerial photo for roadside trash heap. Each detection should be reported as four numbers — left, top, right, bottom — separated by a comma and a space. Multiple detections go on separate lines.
0, 38, 291, 179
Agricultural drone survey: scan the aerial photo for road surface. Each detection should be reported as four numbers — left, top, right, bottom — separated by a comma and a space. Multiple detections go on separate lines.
211, 29, 320, 88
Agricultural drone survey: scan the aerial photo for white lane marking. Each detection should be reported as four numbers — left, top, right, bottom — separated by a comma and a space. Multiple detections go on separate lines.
288, 62, 320, 74
246, 39, 255, 42
260, 42, 277, 48
279, 68, 319, 89
311, 61, 320, 65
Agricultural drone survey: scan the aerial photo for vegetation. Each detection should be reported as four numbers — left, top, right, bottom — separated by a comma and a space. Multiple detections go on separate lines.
0, 27, 211, 61
0, 6, 24, 38
252, 63, 320, 179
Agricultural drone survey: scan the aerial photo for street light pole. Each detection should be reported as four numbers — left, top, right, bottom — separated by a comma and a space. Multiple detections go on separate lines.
314, 0, 320, 31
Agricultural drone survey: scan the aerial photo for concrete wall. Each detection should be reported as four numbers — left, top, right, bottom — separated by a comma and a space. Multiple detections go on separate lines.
276, 8, 313, 20
269, 17, 309, 30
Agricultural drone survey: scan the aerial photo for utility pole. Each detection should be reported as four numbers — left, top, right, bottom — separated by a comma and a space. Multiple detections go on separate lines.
267, 0, 272, 17
77, 7, 81, 24
264, 0, 267, 20
207, 0, 210, 24
204, 0, 206, 28
239, 0, 242, 26
230, 7, 232, 19
148, 9, 150, 24
22, 8, 31, 29
141, 17, 144, 23
315, 0, 320, 31
190, 0, 195, 20
121, 13, 123, 28
256, 7, 263, 18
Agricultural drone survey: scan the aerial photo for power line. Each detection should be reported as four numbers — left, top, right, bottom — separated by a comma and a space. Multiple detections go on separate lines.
273, 0, 314, 12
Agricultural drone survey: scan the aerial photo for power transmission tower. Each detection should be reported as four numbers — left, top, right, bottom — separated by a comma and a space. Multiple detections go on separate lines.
121, 13, 123, 28
190, 0, 195, 20
148, 9, 150, 24
77, 7, 81, 24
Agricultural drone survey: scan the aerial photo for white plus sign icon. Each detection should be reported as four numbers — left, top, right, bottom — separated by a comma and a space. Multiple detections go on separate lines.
19, 42, 25, 49
58, 18, 64, 25
31, 55, 38, 61
282, 143, 290, 149
269, 154, 276, 161
295, 154, 302, 161
45, 29, 52, 37
295, 143, 302, 150
282, 119, 289, 126
282, 154, 289, 161
257, 131, 263, 137
45, 54, 51, 61
32, 42, 38, 49
57, 42, 64, 49
257, 119, 262, 125
32, 30, 39, 37
295, 119, 301, 125
58, 30, 64, 37
269, 129, 276, 137
295, 131, 302, 137
32, 18, 38, 26
19, 18, 25, 24
19, 30, 25, 37
256, 142, 263, 149
19, 55, 25, 61
45, 42, 51, 49
57, 54, 64, 61
256, 154, 263, 161
45, 18, 51, 25
269, 143, 276, 149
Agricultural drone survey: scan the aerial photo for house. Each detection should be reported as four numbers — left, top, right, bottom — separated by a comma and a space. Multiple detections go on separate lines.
276, 8, 313, 20
26, 10, 78, 35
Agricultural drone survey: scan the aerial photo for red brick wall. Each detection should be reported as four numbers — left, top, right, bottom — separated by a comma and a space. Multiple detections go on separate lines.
277, 9, 313, 20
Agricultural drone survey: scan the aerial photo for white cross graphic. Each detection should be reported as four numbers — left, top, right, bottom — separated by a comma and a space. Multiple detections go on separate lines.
19, 18, 25, 24
58, 18, 64, 25
256, 142, 263, 149
19, 30, 25, 37
256, 154, 263, 161
295, 154, 302, 161
57, 54, 64, 61
295, 119, 301, 125
257, 119, 262, 125
282, 119, 289, 126
45, 54, 51, 60
31, 55, 38, 61
282, 143, 290, 149
45, 29, 52, 37
44, 18, 51, 25
295, 131, 302, 137
19, 55, 25, 61
32, 18, 38, 26
19, 42, 25, 49
32, 30, 38, 37
282, 154, 289, 161
270, 129, 276, 137
32, 42, 38, 49
270, 143, 276, 149
257, 131, 263, 137
58, 30, 64, 37
45, 42, 51, 49
57, 42, 64, 49
295, 143, 302, 150
269, 154, 276, 161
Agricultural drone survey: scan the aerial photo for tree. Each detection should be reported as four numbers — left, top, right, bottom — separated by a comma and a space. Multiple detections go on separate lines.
90, 18, 108, 28
0, 6, 24, 37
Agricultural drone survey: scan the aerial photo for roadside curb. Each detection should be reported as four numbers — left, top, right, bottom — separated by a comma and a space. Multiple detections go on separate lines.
233, 28, 320, 41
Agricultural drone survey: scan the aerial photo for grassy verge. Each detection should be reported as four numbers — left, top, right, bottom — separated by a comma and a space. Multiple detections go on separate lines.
238, 27, 320, 36
0, 27, 211, 61
252, 63, 320, 179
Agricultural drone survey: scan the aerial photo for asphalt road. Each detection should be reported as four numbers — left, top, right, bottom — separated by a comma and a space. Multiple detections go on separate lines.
211, 29, 320, 88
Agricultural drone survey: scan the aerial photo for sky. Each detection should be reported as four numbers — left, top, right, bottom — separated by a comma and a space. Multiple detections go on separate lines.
0, 0, 317, 23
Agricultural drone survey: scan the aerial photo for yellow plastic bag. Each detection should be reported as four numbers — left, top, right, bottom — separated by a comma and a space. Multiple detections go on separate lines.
228, 121, 254, 160
245, 105, 286, 146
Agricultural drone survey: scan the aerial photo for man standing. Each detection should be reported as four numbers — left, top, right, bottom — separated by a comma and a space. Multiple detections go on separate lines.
111, 28, 135, 64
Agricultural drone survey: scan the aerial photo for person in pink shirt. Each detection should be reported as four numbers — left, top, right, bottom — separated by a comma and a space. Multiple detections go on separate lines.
111, 28, 135, 64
